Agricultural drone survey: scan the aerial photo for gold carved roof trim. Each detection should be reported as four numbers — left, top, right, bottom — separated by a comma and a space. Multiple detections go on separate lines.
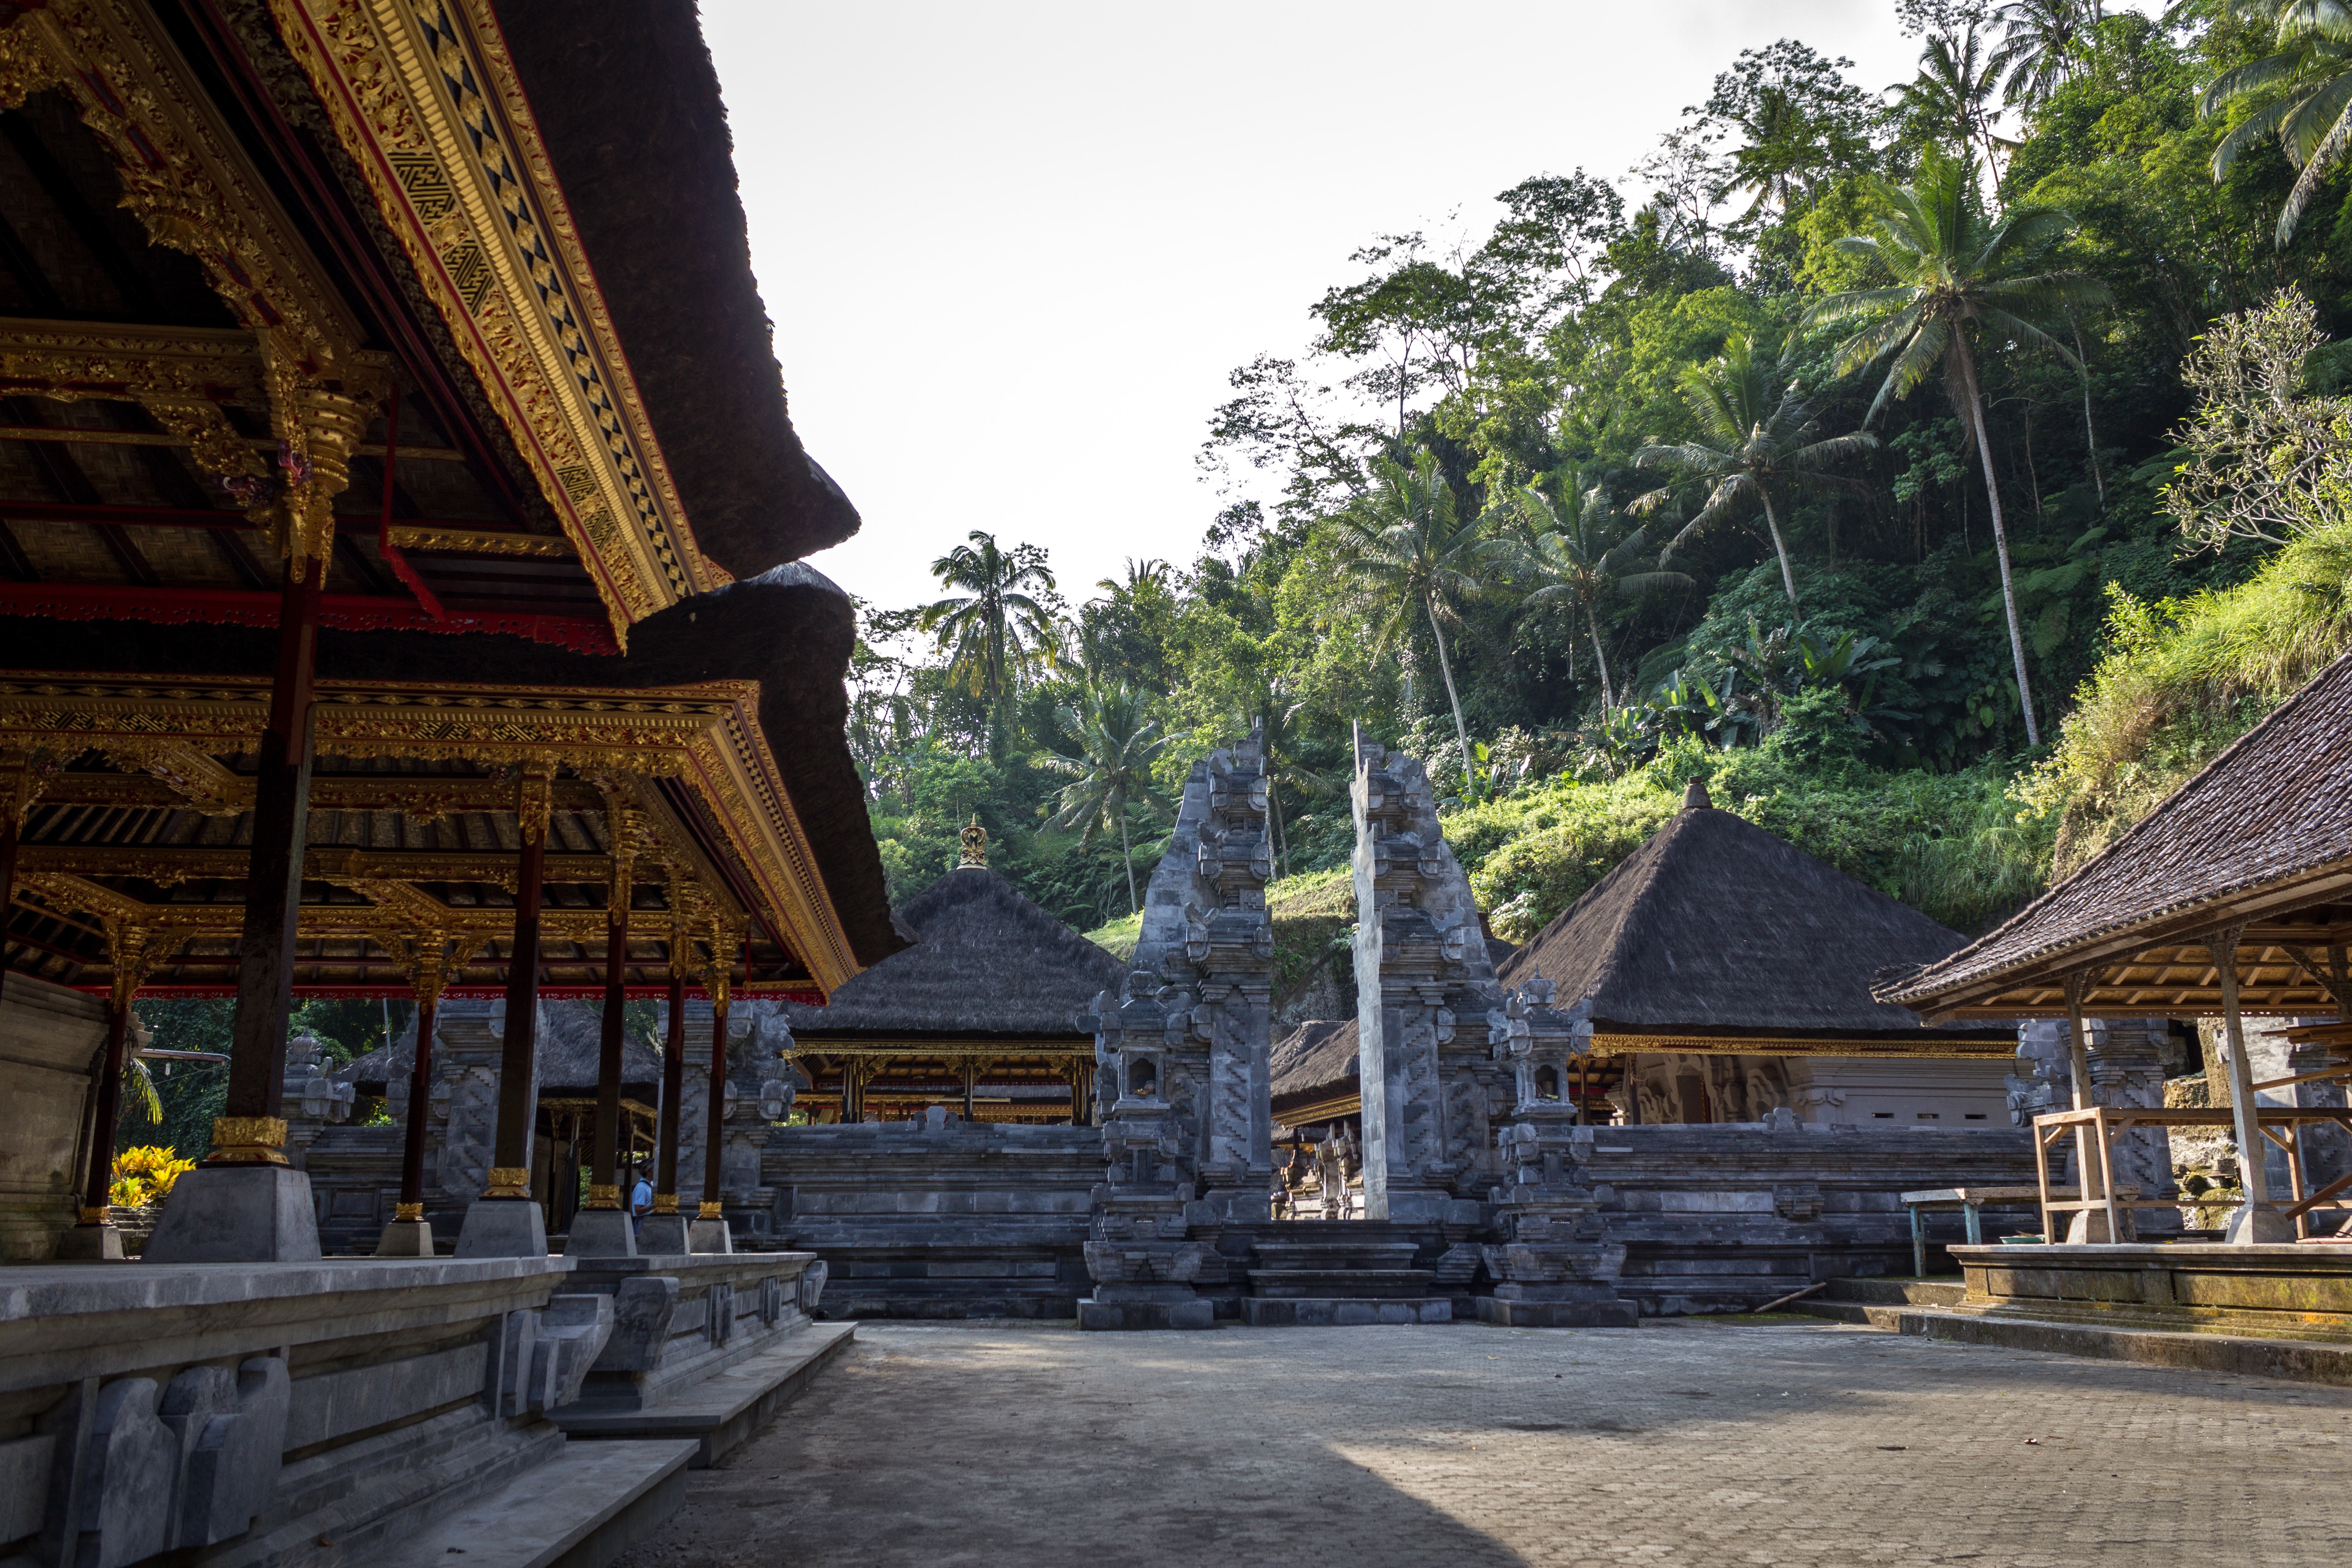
1588, 1032, 2017, 1060
267, 0, 725, 642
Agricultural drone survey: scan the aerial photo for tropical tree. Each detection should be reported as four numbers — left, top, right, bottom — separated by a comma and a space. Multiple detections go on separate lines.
1802, 152, 2111, 745
1990, 0, 2098, 107
2201, 0, 2352, 246
1326, 451, 1489, 780
1240, 677, 1328, 880
919, 531, 1058, 750
1896, 24, 2013, 178
1634, 335, 1877, 606
1491, 468, 1691, 711
1031, 681, 1170, 915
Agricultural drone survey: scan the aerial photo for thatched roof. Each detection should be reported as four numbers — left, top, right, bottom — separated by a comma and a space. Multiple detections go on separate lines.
343, 1002, 661, 1099
1882, 648, 2352, 1018
781, 867, 1124, 1039
485, 1, 859, 572
1270, 1019, 1357, 1115
1497, 780, 2000, 1040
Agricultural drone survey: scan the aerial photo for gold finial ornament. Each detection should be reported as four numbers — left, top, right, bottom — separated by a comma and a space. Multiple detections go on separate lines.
483, 1166, 532, 1199
959, 816, 988, 868
393, 1202, 424, 1222
697, 1201, 723, 1220
652, 1193, 679, 1215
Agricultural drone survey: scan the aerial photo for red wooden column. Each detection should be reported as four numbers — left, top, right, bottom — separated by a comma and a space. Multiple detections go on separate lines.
487, 769, 552, 1203
0, 753, 36, 1009
376, 936, 446, 1256
211, 556, 323, 1169
649, 878, 696, 1244
63, 927, 147, 1259
569, 802, 641, 1255
697, 935, 737, 1233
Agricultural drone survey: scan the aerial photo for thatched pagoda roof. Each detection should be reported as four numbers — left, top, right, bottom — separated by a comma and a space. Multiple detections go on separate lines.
1496, 781, 2006, 1044
1882, 649, 2352, 1019
781, 867, 1123, 1039
1270, 1019, 1358, 1120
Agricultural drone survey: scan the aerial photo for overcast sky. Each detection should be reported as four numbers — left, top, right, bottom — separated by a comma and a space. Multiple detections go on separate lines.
698, 2, 2106, 616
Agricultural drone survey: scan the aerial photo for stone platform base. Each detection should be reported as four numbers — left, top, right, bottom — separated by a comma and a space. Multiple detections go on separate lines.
552, 1323, 856, 1466
1474, 1297, 1638, 1328
1241, 1297, 1452, 1326
377, 1437, 695, 1568
1947, 1242, 2352, 1342
1078, 1297, 1215, 1330
1894, 1307, 2352, 1386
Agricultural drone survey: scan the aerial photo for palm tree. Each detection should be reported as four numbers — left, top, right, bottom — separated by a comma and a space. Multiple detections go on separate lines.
1801, 152, 2110, 745
919, 531, 1058, 749
1896, 25, 2013, 179
1032, 681, 1170, 915
1241, 678, 1328, 881
1990, 0, 2098, 107
1491, 468, 1691, 712
1326, 451, 1488, 781
1634, 335, 1877, 606
2202, 0, 2352, 246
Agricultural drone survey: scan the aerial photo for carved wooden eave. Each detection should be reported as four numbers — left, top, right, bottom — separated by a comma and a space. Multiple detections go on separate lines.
263, 0, 729, 640
0, 671, 859, 997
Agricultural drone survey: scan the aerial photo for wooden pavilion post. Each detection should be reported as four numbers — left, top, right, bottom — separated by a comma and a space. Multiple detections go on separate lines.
376, 934, 446, 1256
143, 550, 332, 1263
58, 926, 148, 1259
691, 930, 737, 1252
643, 876, 695, 1253
2213, 922, 2291, 1243
0, 751, 39, 1009
456, 767, 553, 1257
963, 1059, 978, 1123
569, 800, 642, 1256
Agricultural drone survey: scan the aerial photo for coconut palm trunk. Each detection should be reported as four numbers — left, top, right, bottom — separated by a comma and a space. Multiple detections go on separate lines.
1757, 487, 1800, 603
1956, 336, 2042, 746
1424, 594, 1474, 790
1119, 812, 1137, 915
1586, 606, 1616, 712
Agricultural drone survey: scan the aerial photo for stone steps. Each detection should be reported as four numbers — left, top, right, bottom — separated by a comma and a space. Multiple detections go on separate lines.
1794, 1276, 1965, 1327
1238, 1228, 1451, 1326
375, 1438, 695, 1568
551, 1322, 856, 1467
1246, 1268, 1437, 1301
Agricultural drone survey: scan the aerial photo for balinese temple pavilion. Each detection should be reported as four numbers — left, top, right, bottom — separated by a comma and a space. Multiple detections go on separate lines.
779, 825, 1124, 1124
0, 0, 900, 1269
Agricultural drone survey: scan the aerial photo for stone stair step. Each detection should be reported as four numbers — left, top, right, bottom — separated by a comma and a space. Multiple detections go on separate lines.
549, 1322, 856, 1467
1816, 1277, 1968, 1308
376, 1437, 695, 1568
1240, 1297, 1452, 1326
1246, 1268, 1437, 1300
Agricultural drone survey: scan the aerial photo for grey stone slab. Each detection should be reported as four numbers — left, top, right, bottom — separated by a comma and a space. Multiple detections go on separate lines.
283, 1341, 489, 1450
637, 1215, 691, 1255
373, 1437, 696, 1568
1239, 1298, 1451, 1326
0, 1431, 52, 1543
563, 1209, 636, 1258
456, 1197, 551, 1259
551, 1323, 856, 1466
1474, 1297, 1639, 1327
374, 1218, 435, 1257
140, 1165, 322, 1265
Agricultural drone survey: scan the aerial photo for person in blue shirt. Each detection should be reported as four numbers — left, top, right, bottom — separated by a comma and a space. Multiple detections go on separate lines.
629, 1167, 654, 1236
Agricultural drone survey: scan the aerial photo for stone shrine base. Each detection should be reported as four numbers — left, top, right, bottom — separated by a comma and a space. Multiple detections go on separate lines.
1241, 1297, 1450, 1325
1474, 1294, 1640, 1328
1944, 1241, 2352, 1341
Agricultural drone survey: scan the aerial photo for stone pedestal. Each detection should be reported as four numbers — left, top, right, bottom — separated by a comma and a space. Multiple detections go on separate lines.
1077, 1284, 1215, 1330
566, 1207, 637, 1257
454, 1196, 549, 1259
375, 1217, 435, 1256
142, 1163, 323, 1264
688, 1217, 734, 1254
52, 1222, 124, 1261
638, 1214, 691, 1255
2226, 1203, 2300, 1245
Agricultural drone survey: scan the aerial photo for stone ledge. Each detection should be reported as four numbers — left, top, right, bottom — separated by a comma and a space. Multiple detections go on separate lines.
1240, 1298, 1452, 1326
1474, 1298, 1638, 1328
551, 1323, 856, 1467
1896, 1308, 2352, 1386
374, 1437, 695, 1568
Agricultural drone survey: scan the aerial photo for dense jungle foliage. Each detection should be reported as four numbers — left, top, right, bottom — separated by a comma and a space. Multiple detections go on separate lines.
843, 0, 2352, 951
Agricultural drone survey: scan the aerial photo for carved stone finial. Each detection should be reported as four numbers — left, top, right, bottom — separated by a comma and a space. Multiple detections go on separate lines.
1681, 777, 1714, 812
959, 816, 988, 868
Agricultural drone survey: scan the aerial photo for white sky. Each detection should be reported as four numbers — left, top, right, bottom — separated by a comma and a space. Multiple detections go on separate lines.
698, 2, 2142, 616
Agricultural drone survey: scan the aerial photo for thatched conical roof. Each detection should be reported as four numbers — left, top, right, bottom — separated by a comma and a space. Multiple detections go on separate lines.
779, 866, 1124, 1039
1496, 781, 1995, 1039
1270, 1018, 1358, 1118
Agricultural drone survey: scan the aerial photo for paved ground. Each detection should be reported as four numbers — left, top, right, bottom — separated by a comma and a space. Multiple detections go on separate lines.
614, 1317, 2352, 1568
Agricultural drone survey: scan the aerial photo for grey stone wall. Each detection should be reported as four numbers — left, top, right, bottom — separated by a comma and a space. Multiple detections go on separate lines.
766, 1118, 1102, 1317
0, 974, 104, 1260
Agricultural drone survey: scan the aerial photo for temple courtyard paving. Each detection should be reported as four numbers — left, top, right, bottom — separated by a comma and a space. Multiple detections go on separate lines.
613, 1318, 2352, 1567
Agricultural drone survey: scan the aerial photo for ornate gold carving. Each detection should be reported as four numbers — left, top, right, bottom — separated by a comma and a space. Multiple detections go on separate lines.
514, 766, 554, 848
385, 524, 572, 558
78, 1206, 110, 1225
393, 1201, 424, 1221
98, 740, 252, 815
266, 0, 730, 640
106, 924, 153, 1011
696, 1202, 722, 1220
651, 1193, 678, 1215
583, 1183, 620, 1210
208, 1115, 289, 1165
0, 673, 860, 995
483, 1166, 531, 1199
959, 817, 988, 867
